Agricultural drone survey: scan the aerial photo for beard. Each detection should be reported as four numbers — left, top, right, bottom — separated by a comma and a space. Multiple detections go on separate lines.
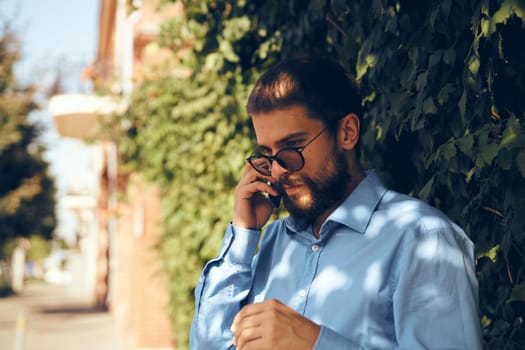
276, 149, 351, 222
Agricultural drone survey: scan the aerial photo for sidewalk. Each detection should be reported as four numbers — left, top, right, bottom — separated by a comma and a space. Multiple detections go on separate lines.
0, 253, 128, 350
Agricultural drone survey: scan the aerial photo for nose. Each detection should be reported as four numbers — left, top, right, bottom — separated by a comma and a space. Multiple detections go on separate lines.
270, 159, 288, 180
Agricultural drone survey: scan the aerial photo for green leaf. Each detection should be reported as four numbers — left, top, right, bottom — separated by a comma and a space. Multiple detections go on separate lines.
309, 0, 325, 12
497, 148, 514, 170
507, 283, 525, 303
457, 134, 474, 156
490, 1, 525, 34
479, 142, 499, 165
443, 48, 456, 65
481, 315, 492, 328
219, 40, 240, 63
204, 53, 223, 71
423, 96, 438, 114
429, 51, 442, 67
415, 71, 428, 92
468, 56, 480, 74
478, 244, 499, 262
517, 151, 525, 177
362, 91, 376, 105
332, 0, 348, 14
481, 18, 490, 36
501, 114, 521, 148
437, 83, 454, 105
465, 167, 475, 183
418, 176, 435, 201
442, 139, 457, 160
458, 91, 467, 119
356, 53, 377, 80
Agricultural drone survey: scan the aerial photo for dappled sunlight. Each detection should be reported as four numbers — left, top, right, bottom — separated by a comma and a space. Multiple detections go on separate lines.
269, 243, 295, 281
363, 261, 383, 293
329, 202, 371, 227
413, 231, 467, 270
251, 235, 299, 306
311, 266, 351, 306
415, 234, 440, 259
241, 185, 479, 348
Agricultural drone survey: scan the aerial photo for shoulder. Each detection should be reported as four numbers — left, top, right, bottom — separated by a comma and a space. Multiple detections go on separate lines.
262, 217, 289, 241
377, 190, 473, 249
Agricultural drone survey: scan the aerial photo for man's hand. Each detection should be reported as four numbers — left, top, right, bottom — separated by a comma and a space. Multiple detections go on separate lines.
232, 163, 279, 230
231, 299, 321, 350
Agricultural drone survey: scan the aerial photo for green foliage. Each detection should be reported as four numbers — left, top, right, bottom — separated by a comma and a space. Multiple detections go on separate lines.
117, 0, 524, 348
0, 234, 50, 262
116, 21, 255, 345
329, 2, 525, 347
0, 27, 57, 247
0, 238, 17, 261
26, 234, 52, 262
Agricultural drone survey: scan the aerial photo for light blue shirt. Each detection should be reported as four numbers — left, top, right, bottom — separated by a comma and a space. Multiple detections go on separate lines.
190, 171, 482, 349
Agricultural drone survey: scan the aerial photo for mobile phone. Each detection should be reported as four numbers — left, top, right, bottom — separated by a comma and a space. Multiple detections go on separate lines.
269, 194, 281, 208
257, 178, 281, 208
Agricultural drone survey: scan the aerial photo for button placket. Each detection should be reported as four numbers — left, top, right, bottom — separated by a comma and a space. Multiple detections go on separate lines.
293, 241, 323, 314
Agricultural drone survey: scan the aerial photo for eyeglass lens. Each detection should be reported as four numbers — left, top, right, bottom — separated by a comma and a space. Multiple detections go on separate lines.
248, 127, 327, 176
249, 149, 304, 176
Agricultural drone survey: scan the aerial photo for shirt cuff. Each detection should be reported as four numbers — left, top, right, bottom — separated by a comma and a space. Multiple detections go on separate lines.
221, 223, 261, 265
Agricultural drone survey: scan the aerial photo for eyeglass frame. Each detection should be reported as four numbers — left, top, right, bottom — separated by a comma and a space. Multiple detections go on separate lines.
246, 127, 328, 176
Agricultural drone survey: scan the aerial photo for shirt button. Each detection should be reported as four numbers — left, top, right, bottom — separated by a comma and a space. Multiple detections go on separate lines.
311, 244, 319, 252
298, 289, 307, 297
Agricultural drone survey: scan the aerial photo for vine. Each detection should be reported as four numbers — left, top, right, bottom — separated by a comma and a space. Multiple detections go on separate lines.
115, 0, 525, 348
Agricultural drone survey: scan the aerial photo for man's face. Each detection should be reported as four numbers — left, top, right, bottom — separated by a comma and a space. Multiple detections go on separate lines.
251, 105, 351, 221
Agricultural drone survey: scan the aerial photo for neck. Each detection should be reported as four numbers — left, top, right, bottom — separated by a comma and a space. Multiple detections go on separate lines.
312, 166, 365, 238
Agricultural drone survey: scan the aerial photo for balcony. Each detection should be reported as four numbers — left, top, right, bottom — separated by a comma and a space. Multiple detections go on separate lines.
49, 93, 123, 141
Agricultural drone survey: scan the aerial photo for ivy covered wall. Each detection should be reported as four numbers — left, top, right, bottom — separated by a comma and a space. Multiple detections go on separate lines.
114, 1, 525, 348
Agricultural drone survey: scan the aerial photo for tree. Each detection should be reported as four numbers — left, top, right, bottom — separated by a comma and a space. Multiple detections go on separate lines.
0, 25, 57, 249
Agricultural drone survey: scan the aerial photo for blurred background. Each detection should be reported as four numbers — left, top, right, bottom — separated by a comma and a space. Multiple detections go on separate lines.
1, 1, 178, 349
1, 0, 98, 249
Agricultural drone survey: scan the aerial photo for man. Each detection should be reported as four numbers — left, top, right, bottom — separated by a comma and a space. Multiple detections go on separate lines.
190, 56, 482, 349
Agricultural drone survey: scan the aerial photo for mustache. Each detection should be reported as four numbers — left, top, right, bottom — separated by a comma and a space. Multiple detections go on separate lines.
276, 175, 304, 189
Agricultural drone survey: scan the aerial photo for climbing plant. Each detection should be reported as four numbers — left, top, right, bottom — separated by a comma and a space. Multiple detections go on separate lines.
115, 0, 525, 348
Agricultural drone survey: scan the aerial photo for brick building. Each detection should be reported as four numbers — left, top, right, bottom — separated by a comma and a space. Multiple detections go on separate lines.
49, 1, 184, 348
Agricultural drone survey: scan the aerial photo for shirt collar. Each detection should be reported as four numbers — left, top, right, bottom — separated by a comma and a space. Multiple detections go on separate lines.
285, 170, 387, 234
327, 170, 387, 233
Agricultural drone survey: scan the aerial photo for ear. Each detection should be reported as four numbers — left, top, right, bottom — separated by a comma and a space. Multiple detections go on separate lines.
338, 113, 360, 150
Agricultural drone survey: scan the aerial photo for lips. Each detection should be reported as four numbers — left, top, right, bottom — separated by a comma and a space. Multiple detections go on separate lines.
282, 183, 303, 196
284, 187, 299, 196
277, 176, 304, 196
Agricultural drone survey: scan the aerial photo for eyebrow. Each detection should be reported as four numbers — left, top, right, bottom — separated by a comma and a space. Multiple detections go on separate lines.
256, 131, 309, 152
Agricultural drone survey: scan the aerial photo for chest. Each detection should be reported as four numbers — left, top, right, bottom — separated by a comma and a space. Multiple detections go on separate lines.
248, 228, 401, 338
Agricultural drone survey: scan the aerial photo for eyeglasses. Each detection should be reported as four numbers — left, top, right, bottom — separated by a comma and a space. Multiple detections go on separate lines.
246, 127, 328, 176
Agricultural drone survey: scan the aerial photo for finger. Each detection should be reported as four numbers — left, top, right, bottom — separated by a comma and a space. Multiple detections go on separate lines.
232, 317, 263, 348
238, 337, 269, 350
232, 299, 283, 331
235, 329, 263, 350
237, 178, 279, 199
232, 302, 263, 328
240, 162, 278, 186
233, 305, 286, 350
232, 307, 263, 333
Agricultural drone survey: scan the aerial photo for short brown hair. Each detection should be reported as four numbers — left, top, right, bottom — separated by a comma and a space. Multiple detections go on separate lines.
246, 55, 363, 135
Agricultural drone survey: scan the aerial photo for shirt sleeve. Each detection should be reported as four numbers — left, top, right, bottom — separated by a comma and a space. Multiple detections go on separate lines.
314, 326, 363, 349
190, 223, 261, 350
392, 226, 482, 349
